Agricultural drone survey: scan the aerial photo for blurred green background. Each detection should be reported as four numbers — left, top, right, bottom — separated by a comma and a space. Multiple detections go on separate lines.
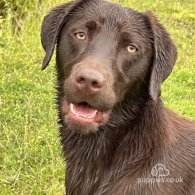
0, 0, 194, 194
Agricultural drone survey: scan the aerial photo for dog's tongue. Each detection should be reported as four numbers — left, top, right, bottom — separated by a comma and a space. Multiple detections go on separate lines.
70, 103, 97, 118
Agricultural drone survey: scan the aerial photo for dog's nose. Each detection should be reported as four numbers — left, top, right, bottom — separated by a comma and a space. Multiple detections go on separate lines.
75, 68, 105, 93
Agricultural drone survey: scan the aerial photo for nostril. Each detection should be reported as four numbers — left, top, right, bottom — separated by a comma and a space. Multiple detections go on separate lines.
92, 80, 102, 89
76, 76, 85, 84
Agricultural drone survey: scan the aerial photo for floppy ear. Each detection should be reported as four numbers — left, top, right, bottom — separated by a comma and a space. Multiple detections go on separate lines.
41, 2, 73, 70
41, 0, 90, 70
145, 12, 177, 101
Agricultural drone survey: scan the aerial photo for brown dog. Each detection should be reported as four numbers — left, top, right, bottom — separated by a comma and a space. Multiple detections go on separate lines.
41, 0, 195, 194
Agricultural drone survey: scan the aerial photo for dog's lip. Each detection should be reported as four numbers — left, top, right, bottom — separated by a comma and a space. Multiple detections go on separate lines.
70, 103, 98, 119
63, 100, 110, 126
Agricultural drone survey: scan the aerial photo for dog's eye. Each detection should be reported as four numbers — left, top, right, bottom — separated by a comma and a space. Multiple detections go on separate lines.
75, 32, 86, 40
127, 45, 137, 53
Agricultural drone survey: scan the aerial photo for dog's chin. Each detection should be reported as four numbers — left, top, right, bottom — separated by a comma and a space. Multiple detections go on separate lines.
65, 120, 100, 134
62, 100, 111, 134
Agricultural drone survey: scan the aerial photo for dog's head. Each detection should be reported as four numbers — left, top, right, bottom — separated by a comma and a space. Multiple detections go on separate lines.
41, 0, 177, 133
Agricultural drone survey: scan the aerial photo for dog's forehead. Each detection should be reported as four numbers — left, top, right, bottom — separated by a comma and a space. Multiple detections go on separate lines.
70, 0, 144, 31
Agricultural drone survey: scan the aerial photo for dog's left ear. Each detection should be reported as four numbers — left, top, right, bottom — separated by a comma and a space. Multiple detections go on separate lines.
145, 12, 177, 101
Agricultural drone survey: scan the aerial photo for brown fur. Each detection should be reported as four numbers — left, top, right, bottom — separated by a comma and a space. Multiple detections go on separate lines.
41, 0, 195, 194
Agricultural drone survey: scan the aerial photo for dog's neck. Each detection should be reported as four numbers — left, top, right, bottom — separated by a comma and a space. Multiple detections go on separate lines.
61, 97, 176, 165
60, 98, 179, 194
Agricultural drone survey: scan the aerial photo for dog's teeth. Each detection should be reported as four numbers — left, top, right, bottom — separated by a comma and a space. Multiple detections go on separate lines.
87, 110, 97, 118
70, 103, 97, 119
70, 103, 77, 115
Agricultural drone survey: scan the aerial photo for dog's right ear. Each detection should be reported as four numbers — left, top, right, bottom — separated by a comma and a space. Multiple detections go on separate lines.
41, 2, 73, 70
41, 0, 90, 70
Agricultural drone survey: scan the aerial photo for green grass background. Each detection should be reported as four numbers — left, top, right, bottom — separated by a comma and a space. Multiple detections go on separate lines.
0, 0, 194, 194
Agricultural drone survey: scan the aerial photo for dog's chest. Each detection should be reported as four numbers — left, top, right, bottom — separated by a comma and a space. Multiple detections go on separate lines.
66, 162, 187, 195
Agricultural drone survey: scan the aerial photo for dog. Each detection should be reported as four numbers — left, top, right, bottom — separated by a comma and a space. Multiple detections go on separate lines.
41, 0, 195, 194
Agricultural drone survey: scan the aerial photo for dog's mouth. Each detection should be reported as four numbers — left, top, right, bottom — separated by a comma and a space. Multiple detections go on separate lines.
64, 101, 110, 127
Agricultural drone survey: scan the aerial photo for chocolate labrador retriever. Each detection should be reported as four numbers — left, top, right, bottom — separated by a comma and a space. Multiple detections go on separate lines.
41, 0, 195, 194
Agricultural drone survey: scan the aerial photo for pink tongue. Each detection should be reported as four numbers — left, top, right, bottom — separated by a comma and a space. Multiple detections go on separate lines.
73, 104, 97, 117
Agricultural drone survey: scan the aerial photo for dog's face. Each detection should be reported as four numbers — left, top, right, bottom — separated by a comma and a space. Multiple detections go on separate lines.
41, 0, 177, 133
57, 1, 153, 133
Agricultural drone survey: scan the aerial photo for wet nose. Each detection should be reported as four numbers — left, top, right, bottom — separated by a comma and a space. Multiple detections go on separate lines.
74, 68, 105, 93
